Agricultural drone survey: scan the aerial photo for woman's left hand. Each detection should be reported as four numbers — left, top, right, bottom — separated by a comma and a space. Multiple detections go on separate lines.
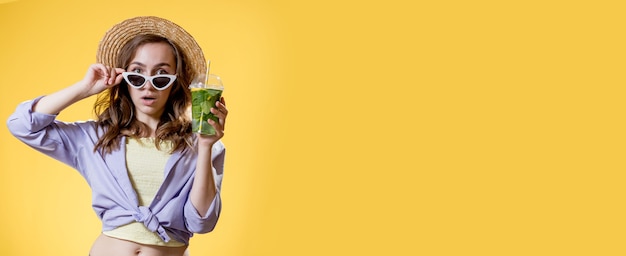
198, 97, 227, 147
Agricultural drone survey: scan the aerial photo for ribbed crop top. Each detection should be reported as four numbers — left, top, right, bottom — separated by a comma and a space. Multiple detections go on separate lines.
103, 138, 185, 247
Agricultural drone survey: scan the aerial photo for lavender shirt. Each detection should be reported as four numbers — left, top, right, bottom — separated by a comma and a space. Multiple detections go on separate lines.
6, 97, 225, 245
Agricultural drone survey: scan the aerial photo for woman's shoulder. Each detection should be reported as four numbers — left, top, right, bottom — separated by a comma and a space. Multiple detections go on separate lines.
62, 119, 99, 130
55, 119, 106, 139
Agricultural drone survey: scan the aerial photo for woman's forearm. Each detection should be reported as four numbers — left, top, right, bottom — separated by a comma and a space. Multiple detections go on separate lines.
34, 64, 124, 115
190, 145, 218, 215
33, 81, 91, 115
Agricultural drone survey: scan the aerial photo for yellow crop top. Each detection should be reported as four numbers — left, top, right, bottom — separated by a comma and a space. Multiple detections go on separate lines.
103, 137, 185, 247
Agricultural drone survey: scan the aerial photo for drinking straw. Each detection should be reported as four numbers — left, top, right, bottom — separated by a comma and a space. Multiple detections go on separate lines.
205, 59, 211, 85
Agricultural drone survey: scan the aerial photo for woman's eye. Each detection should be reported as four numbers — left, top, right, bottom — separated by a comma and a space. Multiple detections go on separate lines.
156, 69, 169, 75
131, 68, 142, 73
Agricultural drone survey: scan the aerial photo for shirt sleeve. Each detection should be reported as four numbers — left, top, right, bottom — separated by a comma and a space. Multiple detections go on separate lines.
184, 142, 226, 233
6, 96, 96, 171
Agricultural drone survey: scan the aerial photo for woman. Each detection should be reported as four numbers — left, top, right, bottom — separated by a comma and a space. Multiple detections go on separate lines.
7, 16, 227, 256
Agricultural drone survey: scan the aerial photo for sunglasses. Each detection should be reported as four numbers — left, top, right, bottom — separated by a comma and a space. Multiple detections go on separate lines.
122, 72, 177, 90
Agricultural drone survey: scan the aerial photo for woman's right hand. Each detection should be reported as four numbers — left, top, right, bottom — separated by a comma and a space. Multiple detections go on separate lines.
81, 64, 125, 97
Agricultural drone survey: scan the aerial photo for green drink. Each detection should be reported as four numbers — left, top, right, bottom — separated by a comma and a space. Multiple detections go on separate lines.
190, 74, 224, 135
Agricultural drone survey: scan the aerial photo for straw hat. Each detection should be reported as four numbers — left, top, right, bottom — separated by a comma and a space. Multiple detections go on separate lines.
96, 16, 206, 78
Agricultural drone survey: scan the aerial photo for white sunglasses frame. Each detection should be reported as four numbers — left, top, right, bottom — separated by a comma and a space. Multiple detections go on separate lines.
122, 72, 177, 91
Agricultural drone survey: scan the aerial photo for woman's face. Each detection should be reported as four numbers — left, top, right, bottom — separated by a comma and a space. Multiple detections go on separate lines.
126, 42, 177, 122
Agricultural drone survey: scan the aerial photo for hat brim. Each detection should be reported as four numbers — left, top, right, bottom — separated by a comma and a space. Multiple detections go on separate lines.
96, 16, 206, 78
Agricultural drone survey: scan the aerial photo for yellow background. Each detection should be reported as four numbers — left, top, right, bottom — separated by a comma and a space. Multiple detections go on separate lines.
0, 0, 625, 255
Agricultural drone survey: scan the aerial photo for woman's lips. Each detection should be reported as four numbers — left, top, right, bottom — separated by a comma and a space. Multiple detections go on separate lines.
141, 96, 157, 105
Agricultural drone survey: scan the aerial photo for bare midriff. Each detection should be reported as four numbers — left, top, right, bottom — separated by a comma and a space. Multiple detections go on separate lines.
89, 234, 189, 256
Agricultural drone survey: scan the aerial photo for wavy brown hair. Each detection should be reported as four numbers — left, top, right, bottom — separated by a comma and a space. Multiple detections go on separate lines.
93, 34, 195, 154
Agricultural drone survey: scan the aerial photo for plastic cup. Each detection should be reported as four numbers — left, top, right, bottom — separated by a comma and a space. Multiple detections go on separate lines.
189, 74, 224, 135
